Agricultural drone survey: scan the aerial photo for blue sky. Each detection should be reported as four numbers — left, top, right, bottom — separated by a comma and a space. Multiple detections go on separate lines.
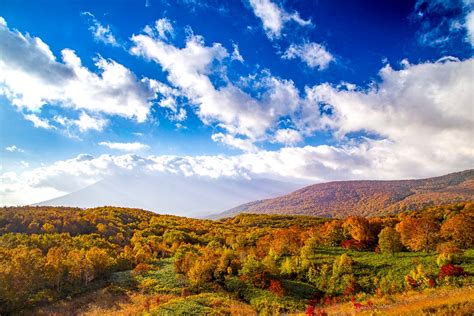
1, 0, 473, 205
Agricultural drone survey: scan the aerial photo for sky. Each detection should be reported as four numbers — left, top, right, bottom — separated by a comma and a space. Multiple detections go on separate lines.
0, 0, 473, 206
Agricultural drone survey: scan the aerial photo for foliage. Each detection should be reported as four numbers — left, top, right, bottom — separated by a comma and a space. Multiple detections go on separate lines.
378, 226, 402, 255
0, 202, 473, 314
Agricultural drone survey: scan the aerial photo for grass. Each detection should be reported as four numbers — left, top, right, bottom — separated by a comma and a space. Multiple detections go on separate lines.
135, 258, 189, 295
319, 286, 474, 315
148, 293, 255, 316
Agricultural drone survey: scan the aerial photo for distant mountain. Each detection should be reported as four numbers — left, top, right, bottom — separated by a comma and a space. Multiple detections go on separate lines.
219, 170, 474, 218
37, 173, 302, 217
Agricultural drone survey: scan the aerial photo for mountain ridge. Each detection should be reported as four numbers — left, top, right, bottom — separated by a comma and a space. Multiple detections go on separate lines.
218, 169, 474, 218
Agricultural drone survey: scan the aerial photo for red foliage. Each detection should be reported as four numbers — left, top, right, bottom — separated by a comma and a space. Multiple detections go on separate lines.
428, 278, 436, 287
353, 302, 363, 311
343, 280, 358, 296
268, 279, 284, 297
324, 297, 331, 305
405, 275, 419, 288
341, 239, 367, 250
316, 308, 328, 316
438, 264, 465, 279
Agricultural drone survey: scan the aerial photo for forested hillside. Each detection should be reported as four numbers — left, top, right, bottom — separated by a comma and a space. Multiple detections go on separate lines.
222, 169, 474, 218
1, 202, 473, 315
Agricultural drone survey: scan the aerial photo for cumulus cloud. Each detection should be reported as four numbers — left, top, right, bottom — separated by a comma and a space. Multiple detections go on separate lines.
298, 57, 474, 175
130, 22, 301, 148
282, 42, 334, 70
211, 133, 258, 152
82, 12, 119, 46
273, 128, 303, 145
99, 141, 150, 152
248, 0, 311, 39
466, 10, 474, 45
3, 133, 472, 206
0, 17, 162, 123
5, 145, 24, 153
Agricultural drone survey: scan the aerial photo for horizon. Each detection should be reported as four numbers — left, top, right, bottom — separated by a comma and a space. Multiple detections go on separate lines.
1, 0, 474, 208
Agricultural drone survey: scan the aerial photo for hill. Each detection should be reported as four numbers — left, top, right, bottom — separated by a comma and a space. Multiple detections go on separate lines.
37, 173, 302, 217
220, 169, 474, 218
1, 203, 473, 315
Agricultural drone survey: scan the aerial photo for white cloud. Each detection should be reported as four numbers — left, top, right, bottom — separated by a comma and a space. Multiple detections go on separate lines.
273, 128, 302, 145
283, 42, 334, 70
130, 24, 301, 148
299, 57, 474, 175
248, 0, 311, 39
155, 18, 174, 40
3, 134, 472, 206
20, 161, 29, 168
465, 10, 474, 46
24, 114, 55, 129
82, 12, 119, 46
212, 133, 258, 152
99, 141, 150, 152
413, 0, 474, 48
0, 17, 162, 123
231, 43, 244, 62
168, 108, 187, 122
54, 112, 108, 132
5, 145, 24, 153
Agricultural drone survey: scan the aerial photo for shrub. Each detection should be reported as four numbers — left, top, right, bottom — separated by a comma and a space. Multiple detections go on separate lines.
268, 279, 284, 297
133, 263, 154, 275
438, 264, 465, 279
332, 254, 354, 277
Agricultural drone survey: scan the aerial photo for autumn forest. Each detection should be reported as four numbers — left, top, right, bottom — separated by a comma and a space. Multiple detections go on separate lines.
0, 202, 473, 315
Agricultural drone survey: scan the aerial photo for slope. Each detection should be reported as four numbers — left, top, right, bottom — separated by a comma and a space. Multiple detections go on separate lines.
220, 169, 474, 218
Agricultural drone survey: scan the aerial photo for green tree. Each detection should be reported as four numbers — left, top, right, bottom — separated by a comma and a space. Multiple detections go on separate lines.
378, 227, 403, 255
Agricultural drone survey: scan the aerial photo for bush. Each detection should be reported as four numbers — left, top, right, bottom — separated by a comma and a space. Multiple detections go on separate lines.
438, 264, 465, 279
332, 254, 354, 277
268, 279, 284, 297
133, 263, 155, 275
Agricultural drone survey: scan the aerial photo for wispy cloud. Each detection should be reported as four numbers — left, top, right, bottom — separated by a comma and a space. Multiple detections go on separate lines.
82, 12, 120, 46
282, 42, 334, 70
24, 114, 55, 130
5, 145, 25, 153
248, 0, 311, 39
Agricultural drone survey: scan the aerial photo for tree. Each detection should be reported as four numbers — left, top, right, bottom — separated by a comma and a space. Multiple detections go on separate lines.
343, 217, 373, 246
378, 227, 402, 255
321, 221, 346, 246
239, 255, 267, 288
396, 217, 439, 252
440, 214, 474, 249
187, 260, 215, 286
332, 253, 353, 277
46, 247, 69, 291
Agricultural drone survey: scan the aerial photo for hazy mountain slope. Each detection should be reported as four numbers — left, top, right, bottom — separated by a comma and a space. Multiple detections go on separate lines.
37, 173, 302, 217
220, 170, 474, 218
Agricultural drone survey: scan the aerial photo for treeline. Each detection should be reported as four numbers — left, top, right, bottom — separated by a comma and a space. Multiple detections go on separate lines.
0, 202, 472, 314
